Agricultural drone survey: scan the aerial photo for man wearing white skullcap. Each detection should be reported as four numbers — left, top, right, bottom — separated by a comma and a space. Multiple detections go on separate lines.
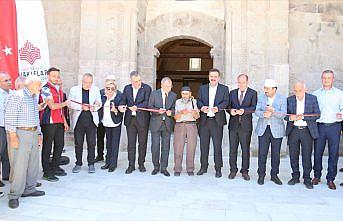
255, 79, 287, 185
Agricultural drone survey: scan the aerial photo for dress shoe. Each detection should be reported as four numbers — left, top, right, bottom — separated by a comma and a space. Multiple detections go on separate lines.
0, 191, 4, 198
271, 176, 283, 185
36, 182, 42, 187
54, 169, 67, 176
139, 165, 146, 172
72, 165, 81, 173
174, 172, 181, 176
151, 168, 160, 175
43, 174, 59, 182
339, 168, 343, 173
287, 178, 300, 186
312, 177, 320, 185
161, 169, 170, 177
242, 173, 250, 181
101, 164, 110, 170
2, 177, 9, 181
108, 167, 116, 172
8, 199, 19, 209
327, 181, 336, 190
125, 166, 135, 174
257, 176, 265, 185
196, 168, 207, 176
340, 183, 343, 187
22, 190, 45, 197
88, 165, 95, 173
228, 172, 236, 180
0, 180, 5, 187
215, 170, 222, 178
187, 172, 194, 176
304, 180, 313, 189
94, 156, 104, 163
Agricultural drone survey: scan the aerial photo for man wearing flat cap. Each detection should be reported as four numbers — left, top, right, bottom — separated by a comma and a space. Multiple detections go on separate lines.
173, 86, 200, 176
255, 79, 287, 185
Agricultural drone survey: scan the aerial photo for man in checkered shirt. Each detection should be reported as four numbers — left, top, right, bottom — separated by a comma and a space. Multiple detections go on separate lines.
5, 75, 45, 209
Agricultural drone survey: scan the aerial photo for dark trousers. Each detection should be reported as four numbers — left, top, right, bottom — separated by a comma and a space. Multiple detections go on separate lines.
314, 122, 341, 181
74, 119, 96, 166
41, 124, 64, 176
229, 125, 252, 174
199, 118, 223, 170
257, 126, 283, 177
105, 126, 121, 168
288, 127, 313, 180
151, 122, 171, 170
126, 117, 148, 167
0, 127, 10, 179
96, 122, 105, 158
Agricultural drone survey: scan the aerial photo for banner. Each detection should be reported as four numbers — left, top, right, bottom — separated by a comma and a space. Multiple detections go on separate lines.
0, 0, 19, 86
16, 0, 50, 81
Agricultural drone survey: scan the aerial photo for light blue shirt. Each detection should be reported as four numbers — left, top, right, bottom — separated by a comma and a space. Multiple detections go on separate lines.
0, 88, 13, 127
313, 87, 343, 123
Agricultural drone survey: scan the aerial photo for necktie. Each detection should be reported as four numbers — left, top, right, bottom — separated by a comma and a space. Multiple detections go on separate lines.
239, 91, 244, 105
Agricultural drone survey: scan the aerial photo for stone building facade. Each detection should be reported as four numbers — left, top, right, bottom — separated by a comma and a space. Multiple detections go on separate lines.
42, 0, 343, 153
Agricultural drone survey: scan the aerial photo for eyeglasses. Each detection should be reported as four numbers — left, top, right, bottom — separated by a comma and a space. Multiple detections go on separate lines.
106, 87, 115, 91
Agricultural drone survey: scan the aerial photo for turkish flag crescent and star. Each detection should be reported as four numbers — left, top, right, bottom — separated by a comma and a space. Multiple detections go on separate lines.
0, 0, 19, 87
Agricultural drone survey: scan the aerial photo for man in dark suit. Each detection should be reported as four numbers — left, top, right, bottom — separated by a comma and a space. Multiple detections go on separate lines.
285, 82, 320, 189
197, 68, 230, 178
148, 77, 177, 176
120, 71, 152, 174
227, 74, 257, 181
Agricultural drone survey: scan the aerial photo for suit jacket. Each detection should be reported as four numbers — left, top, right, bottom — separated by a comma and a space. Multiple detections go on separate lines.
98, 91, 124, 125
197, 83, 230, 126
285, 93, 320, 139
69, 85, 101, 129
120, 83, 152, 127
228, 87, 257, 132
148, 89, 177, 132
255, 93, 287, 138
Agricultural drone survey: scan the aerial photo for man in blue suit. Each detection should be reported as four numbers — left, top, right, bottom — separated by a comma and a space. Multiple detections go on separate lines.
255, 79, 287, 185
120, 71, 152, 174
285, 82, 320, 189
197, 68, 230, 178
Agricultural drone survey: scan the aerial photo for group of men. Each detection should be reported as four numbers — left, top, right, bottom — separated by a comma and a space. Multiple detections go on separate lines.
0, 68, 342, 209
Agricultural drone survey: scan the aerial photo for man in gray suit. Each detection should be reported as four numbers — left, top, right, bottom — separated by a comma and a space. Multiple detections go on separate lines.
255, 79, 287, 185
148, 77, 177, 176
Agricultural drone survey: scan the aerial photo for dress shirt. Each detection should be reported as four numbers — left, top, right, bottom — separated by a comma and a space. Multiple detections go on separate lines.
175, 98, 198, 122
207, 84, 218, 117
294, 96, 307, 126
313, 87, 343, 123
102, 93, 120, 128
5, 87, 41, 134
267, 95, 276, 125
0, 88, 13, 127
132, 86, 139, 116
238, 89, 246, 105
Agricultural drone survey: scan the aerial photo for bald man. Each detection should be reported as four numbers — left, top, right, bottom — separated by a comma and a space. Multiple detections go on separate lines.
285, 82, 320, 189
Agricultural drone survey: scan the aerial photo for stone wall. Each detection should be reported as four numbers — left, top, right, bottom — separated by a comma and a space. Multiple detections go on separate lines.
289, 0, 343, 93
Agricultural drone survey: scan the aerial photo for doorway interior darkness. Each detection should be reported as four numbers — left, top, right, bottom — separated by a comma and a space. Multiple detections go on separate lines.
156, 39, 213, 98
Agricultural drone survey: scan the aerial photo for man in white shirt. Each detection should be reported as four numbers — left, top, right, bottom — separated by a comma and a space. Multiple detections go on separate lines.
285, 82, 320, 189
0, 72, 12, 191
312, 69, 343, 190
197, 68, 230, 178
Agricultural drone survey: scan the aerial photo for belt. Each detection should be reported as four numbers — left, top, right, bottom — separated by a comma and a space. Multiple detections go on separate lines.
319, 122, 338, 126
206, 116, 215, 119
17, 127, 37, 131
177, 121, 196, 124
294, 126, 307, 130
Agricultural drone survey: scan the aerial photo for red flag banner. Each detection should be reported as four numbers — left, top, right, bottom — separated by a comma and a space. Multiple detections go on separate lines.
0, 0, 19, 87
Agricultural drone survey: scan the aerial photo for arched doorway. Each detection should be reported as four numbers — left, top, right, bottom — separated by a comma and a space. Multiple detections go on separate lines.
156, 39, 213, 98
